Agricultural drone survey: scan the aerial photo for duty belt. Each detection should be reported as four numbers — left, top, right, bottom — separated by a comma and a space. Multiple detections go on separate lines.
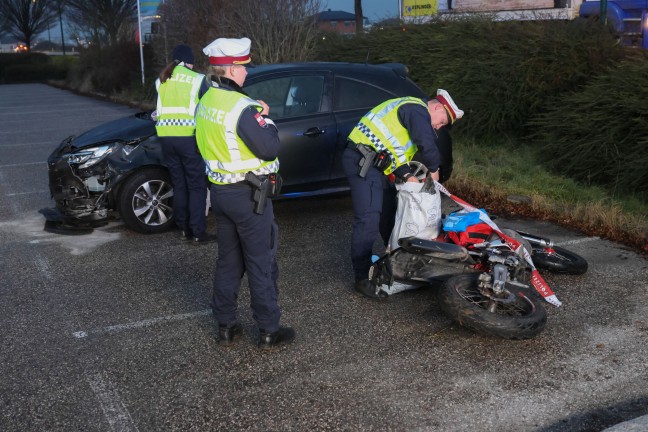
346, 140, 370, 153
346, 140, 391, 177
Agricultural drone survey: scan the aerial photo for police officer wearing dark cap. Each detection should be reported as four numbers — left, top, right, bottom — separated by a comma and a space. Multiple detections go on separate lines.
343, 90, 464, 298
155, 44, 214, 244
195, 37, 294, 349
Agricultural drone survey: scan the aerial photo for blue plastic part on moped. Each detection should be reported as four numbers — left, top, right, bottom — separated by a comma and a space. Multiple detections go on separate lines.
443, 209, 487, 232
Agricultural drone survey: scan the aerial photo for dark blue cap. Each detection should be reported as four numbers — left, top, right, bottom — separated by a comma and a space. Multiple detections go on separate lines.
172, 44, 194, 65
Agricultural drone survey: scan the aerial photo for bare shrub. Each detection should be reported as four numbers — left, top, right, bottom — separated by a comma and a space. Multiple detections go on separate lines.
68, 41, 151, 95
152, 0, 322, 71
66, 0, 137, 48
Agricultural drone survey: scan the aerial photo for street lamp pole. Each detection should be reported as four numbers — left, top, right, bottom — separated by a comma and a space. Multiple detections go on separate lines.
136, 0, 145, 85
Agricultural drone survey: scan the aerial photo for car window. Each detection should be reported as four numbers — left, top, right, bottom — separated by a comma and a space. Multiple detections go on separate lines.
334, 77, 395, 111
245, 75, 325, 120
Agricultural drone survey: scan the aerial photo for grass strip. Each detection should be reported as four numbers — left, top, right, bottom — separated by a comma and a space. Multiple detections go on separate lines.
446, 137, 648, 254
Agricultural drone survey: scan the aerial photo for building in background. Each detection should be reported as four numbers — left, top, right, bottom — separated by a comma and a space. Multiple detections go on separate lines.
401, 0, 584, 22
316, 9, 368, 35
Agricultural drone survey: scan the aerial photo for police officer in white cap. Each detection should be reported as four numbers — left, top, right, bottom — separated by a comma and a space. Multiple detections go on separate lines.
195, 37, 294, 349
344, 90, 464, 298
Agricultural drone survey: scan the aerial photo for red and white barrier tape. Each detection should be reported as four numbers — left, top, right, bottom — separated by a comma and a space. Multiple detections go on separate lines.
434, 181, 562, 307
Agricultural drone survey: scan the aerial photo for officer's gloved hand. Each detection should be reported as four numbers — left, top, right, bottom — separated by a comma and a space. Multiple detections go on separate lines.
405, 174, 420, 183
150, 110, 158, 121
257, 100, 270, 116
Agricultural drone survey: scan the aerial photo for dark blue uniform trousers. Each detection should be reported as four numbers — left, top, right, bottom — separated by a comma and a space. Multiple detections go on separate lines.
160, 136, 207, 237
209, 182, 281, 333
342, 147, 397, 281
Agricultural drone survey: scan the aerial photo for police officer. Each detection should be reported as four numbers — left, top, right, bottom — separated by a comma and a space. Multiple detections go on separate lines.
344, 90, 464, 298
195, 37, 294, 349
155, 45, 214, 244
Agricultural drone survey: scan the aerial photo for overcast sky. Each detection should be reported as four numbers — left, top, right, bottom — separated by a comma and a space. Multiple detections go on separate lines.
320, 0, 400, 22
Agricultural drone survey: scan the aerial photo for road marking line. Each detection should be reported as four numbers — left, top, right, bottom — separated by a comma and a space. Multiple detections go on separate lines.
33, 255, 53, 283
0, 170, 19, 214
0, 129, 71, 135
84, 371, 139, 432
72, 309, 212, 339
6, 190, 47, 196
556, 237, 601, 246
0, 141, 55, 147
0, 161, 45, 168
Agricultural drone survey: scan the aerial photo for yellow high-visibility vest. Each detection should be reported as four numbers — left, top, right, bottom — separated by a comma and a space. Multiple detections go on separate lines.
195, 87, 279, 184
155, 64, 204, 137
348, 97, 427, 175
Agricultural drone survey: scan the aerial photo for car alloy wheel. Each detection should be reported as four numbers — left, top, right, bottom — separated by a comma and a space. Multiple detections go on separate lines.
118, 168, 175, 233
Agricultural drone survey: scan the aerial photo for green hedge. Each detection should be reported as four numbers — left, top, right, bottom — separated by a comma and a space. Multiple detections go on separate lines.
314, 18, 624, 141
4, 63, 70, 82
0, 53, 71, 83
314, 17, 645, 196
529, 54, 648, 196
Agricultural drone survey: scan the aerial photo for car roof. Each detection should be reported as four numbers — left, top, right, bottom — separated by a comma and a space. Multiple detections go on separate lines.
247, 62, 426, 99
248, 62, 412, 80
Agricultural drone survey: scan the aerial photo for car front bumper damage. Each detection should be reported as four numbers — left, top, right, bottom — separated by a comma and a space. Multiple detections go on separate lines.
45, 141, 143, 228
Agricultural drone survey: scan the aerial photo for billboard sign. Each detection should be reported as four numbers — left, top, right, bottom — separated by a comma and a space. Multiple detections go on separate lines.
140, 0, 161, 17
402, 0, 438, 17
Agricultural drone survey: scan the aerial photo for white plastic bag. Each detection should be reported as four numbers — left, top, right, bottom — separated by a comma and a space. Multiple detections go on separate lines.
388, 181, 442, 252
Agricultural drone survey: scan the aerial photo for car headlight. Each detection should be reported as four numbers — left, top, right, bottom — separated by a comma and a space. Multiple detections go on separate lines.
65, 145, 115, 169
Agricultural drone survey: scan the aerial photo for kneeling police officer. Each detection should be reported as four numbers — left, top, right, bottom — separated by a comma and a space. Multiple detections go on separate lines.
195, 37, 294, 349
343, 90, 464, 298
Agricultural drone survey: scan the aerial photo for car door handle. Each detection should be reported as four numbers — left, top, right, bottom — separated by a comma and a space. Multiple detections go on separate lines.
303, 127, 325, 137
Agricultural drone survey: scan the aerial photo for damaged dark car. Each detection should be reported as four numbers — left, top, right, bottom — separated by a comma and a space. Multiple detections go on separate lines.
46, 62, 450, 234
46, 112, 171, 233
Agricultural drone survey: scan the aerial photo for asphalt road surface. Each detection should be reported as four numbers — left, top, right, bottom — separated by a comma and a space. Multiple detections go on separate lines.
1, 84, 647, 432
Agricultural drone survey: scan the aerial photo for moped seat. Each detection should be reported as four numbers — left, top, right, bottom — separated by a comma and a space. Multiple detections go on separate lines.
398, 236, 469, 261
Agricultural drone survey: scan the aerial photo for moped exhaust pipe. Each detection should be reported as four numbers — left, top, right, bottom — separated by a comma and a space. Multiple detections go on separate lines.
516, 231, 554, 248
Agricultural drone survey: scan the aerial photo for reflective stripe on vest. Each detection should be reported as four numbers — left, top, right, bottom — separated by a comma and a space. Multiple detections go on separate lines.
348, 97, 426, 175
155, 65, 204, 136
195, 87, 279, 185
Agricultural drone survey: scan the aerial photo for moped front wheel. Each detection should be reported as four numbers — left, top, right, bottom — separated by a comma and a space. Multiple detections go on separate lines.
437, 273, 547, 340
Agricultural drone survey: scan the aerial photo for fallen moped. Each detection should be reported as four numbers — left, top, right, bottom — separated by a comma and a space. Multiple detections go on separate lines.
369, 164, 587, 340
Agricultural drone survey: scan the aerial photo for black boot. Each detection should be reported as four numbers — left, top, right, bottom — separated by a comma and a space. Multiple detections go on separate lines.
192, 233, 217, 245
258, 327, 295, 350
354, 279, 388, 299
218, 323, 242, 346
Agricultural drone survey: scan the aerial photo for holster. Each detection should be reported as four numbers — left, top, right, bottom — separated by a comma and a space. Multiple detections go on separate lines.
353, 143, 392, 178
356, 144, 376, 178
245, 172, 282, 214
245, 172, 270, 215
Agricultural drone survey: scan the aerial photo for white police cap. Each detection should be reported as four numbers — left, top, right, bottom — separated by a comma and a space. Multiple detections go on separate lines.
203, 37, 253, 66
436, 89, 464, 124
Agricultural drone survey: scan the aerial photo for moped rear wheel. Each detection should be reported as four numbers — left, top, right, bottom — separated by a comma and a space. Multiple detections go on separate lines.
437, 273, 547, 340
531, 246, 588, 275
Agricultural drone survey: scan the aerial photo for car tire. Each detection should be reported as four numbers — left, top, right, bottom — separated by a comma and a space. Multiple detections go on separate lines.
118, 167, 175, 234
